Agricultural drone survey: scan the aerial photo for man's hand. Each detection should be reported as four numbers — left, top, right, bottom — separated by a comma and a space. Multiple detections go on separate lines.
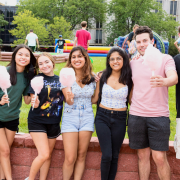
150, 75, 167, 88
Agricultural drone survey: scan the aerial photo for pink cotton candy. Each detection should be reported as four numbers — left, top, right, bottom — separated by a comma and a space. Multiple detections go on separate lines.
142, 44, 162, 76
31, 76, 44, 94
59, 68, 76, 87
0, 66, 11, 90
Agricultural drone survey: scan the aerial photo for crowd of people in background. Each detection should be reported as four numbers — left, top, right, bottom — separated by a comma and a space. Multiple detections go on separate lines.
0, 23, 180, 180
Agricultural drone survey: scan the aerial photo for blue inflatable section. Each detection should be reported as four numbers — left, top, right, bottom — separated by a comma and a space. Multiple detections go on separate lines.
88, 53, 107, 57
116, 32, 169, 54
54, 39, 59, 53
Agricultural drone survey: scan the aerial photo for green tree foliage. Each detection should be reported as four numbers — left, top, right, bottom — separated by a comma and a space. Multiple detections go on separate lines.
106, 0, 180, 45
0, 14, 8, 43
9, 10, 49, 45
48, 16, 73, 44
17, 0, 106, 30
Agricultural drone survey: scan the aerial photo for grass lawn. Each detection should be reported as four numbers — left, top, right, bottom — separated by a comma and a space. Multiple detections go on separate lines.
0, 57, 177, 140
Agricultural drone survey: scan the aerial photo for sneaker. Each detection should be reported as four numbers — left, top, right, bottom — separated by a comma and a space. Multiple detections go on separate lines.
25, 177, 29, 180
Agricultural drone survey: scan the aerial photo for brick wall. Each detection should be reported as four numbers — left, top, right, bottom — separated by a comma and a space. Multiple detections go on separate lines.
6, 134, 180, 180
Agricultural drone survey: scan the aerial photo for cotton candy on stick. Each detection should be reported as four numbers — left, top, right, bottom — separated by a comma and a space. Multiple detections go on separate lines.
142, 44, 162, 76
31, 76, 44, 110
59, 68, 76, 101
0, 66, 11, 106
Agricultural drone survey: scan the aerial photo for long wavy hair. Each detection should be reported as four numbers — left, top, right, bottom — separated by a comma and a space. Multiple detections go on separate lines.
100, 47, 132, 97
65, 46, 94, 84
7, 44, 38, 85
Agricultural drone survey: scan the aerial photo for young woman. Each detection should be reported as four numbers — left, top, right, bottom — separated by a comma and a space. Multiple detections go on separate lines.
61, 46, 98, 180
26, 52, 64, 180
94, 47, 132, 180
0, 45, 37, 180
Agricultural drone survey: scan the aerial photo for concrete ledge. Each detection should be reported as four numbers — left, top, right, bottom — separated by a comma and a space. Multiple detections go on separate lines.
5, 134, 180, 179
0, 52, 69, 64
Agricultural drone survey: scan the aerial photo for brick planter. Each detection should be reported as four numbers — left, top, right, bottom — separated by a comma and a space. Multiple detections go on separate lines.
3, 134, 180, 180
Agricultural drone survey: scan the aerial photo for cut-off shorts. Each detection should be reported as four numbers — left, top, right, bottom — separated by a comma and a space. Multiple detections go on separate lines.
61, 105, 94, 133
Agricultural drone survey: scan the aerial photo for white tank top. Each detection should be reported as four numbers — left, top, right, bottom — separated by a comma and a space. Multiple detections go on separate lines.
101, 83, 128, 109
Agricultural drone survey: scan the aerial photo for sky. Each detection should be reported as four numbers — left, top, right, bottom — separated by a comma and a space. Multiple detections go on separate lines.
0, 0, 17, 6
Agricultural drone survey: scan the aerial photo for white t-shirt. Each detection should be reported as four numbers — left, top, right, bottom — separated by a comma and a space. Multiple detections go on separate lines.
26, 33, 38, 46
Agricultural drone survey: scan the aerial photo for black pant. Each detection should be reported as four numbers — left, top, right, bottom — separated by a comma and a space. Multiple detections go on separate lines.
95, 107, 127, 180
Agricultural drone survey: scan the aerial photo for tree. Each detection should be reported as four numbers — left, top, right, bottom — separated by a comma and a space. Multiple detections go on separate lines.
48, 16, 73, 44
63, 0, 106, 30
106, 0, 180, 45
9, 10, 49, 45
17, 0, 106, 30
0, 14, 8, 43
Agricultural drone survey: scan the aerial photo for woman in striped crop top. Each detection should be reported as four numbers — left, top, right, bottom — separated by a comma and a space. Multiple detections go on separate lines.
93, 47, 132, 180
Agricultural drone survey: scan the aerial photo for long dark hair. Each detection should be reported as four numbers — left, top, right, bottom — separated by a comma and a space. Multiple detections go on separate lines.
65, 46, 94, 84
7, 44, 38, 85
98, 47, 132, 106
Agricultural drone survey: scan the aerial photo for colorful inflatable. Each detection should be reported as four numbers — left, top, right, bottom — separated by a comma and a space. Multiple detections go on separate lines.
119, 31, 169, 54
55, 39, 111, 57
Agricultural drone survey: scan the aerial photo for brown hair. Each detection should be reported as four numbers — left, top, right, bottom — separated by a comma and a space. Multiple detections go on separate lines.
65, 46, 94, 84
81, 21, 87, 27
134, 26, 153, 40
30, 29, 33, 32
37, 52, 55, 68
178, 26, 180, 34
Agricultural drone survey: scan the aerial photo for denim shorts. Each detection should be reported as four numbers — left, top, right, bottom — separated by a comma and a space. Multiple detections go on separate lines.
61, 105, 94, 133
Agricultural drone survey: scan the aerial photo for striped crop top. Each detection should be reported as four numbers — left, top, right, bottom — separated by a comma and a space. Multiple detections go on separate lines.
101, 83, 128, 109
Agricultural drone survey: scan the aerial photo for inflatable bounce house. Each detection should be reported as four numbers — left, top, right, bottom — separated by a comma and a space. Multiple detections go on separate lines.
119, 31, 169, 54
54, 31, 169, 57
55, 39, 111, 57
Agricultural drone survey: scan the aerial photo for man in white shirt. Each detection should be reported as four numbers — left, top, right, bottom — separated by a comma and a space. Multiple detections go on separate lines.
24, 29, 39, 52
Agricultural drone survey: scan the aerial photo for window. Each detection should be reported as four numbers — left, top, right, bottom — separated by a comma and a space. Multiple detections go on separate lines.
96, 21, 102, 44
155, 0, 162, 13
170, 1, 177, 15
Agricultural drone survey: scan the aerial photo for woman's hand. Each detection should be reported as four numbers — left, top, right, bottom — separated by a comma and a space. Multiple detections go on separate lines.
0, 94, 9, 105
67, 91, 74, 102
31, 94, 40, 108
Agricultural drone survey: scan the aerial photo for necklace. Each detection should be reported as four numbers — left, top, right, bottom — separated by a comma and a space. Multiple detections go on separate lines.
76, 76, 82, 83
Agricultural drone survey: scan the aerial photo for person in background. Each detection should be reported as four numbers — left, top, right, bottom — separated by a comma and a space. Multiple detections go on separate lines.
127, 24, 139, 48
174, 26, 180, 53
24, 29, 39, 52
55, 35, 67, 54
73, 21, 91, 51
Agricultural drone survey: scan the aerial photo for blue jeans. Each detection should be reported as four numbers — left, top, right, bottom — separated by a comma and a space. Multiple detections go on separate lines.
95, 107, 127, 180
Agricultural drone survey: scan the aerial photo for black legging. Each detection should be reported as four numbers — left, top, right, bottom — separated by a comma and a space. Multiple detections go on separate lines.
95, 107, 127, 180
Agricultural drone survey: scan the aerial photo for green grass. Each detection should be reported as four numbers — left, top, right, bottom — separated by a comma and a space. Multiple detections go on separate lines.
0, 58, 177, 140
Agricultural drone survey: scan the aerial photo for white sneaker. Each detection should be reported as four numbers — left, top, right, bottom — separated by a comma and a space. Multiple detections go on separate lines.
25, 177, 29, 180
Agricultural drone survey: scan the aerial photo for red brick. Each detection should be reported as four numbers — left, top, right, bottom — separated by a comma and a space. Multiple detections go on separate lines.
172, 173, 180, 180
82, 169, 96, 180
171, 155, 180, 175
54, 136, 64, 150
47, 167, 63, 180
12, 134, 30, 148
85, 152, 101, 169
120, 139, 137, 154
115, 172, 139, 180
24, 135, 36, 148
118, 154, 138, 172
12, 165, 30, 180
50, 150, 64, 168
11, 148, 37, 166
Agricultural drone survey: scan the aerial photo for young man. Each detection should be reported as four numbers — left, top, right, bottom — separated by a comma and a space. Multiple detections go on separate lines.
174, 26, 180, 53
73, 21, 91, 50
24, 29, 39, 52
55, 35, 67, 54
128, 26, 178, 180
